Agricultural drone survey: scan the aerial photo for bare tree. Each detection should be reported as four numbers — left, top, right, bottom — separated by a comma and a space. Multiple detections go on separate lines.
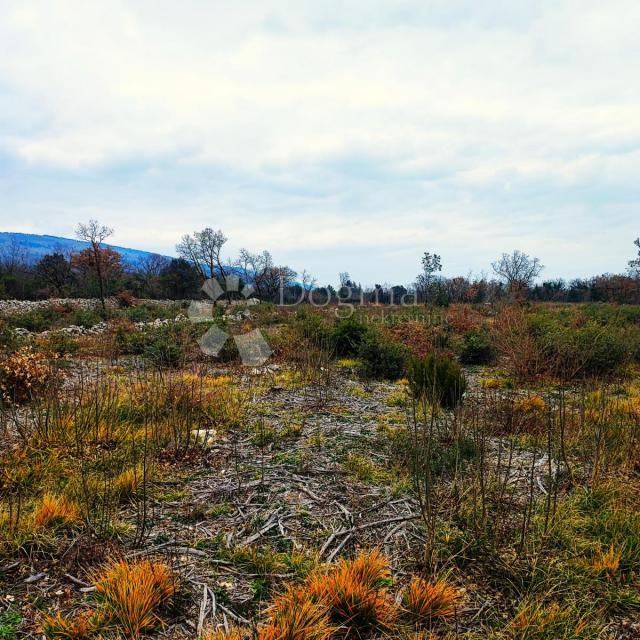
628, 237, 640, 277
235, 248, 296, 300
76, 219, 114, 312
492, 250, 543, 297
0, 237, 29, 276
176, 228, 227, 282
136, 253, 170, 296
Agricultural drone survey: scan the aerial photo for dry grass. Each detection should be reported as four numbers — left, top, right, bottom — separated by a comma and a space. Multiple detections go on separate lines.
308, 550, 397, 637
590, 544, 622, 577
401, 577, 461, 624
34, 494, 81, 530
200, 626, 247, 640
41, 610, 106, 640
93, 558, 176, 639
259, 585, 333, 640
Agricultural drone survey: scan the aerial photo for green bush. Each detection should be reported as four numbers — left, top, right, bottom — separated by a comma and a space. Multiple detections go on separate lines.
460, 329, 496, 365
7, 307, 57, 332
124, 303, 180, 323
332, 315, 370, 357
68, 307, 103, 328
532, 318, 629, 378
408, 352, 467, 409
357, 332, 408, 380
294, 308, 333, 348
141, 323, 196, 368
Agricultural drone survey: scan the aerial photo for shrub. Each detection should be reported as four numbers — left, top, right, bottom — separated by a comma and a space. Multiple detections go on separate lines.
93, 559, 176, 639
115, 291, 135, 308
358, 333, 408, 380
332, 316, 370, 357
0, 346, 61, 403
295, 309, 333, 349
408, 353, 467, 409
459, 329, 496, 365
68, 308, 104, 328
7, 307, 57, 332
143, 324, 193, 368
401, 577, 461, 623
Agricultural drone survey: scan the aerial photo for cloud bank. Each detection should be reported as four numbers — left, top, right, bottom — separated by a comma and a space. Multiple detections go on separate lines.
0, 0, 638, 284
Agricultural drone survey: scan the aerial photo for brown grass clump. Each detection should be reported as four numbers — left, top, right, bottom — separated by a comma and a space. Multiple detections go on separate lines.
34, 494, 82, 530
93, 558, 176, 639
259, 585, 333, 640
308, 549, 397, 636
200, 626, 247, 640
401, 577, 461, 623
41, 611, 104, 640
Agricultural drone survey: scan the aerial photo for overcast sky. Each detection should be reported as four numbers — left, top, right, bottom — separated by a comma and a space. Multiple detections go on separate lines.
0, 0, 638, 286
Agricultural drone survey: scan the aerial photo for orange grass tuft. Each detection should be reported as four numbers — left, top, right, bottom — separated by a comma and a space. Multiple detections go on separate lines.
401, 577, 461, 623
200, 626, 247, 640
34, 494, 81, 530
41, 611, 104, 640
591, 544, 622, 576
93, 558, 176, 639
308, 550, 397, 636
258, 585, 333, 640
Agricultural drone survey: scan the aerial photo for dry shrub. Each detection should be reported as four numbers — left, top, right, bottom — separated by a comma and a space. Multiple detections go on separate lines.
0, 346, 61, 403
401, 577, 461, 624
385, 322, 433, 358
308, 549, 397, 636
34, 494, 81, 530
116, 291, 135, 308
493, 306, 543, 382
93, 558, 176, 638
259, 585, 333, 640
513, 395, 546, 415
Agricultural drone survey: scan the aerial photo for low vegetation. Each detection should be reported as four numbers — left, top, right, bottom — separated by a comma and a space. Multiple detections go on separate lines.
1, 296, 639, 639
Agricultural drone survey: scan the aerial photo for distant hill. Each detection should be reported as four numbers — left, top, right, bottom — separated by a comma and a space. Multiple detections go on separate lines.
0, 232, 172, 266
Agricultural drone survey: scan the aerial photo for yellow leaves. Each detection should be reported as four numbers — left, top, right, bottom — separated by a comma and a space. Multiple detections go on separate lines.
480, 377, 505, 389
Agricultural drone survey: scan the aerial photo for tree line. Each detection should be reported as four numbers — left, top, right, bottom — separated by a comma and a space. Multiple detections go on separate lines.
0, 220, 639, 305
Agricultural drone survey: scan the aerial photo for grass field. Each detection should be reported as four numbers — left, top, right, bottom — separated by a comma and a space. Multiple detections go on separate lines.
1, 299, 639, 639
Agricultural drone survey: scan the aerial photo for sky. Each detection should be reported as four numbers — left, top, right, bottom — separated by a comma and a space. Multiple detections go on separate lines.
0, 0, 639, 287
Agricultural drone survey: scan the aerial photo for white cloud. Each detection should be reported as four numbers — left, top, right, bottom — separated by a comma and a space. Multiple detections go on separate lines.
0, 0, 638, 282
